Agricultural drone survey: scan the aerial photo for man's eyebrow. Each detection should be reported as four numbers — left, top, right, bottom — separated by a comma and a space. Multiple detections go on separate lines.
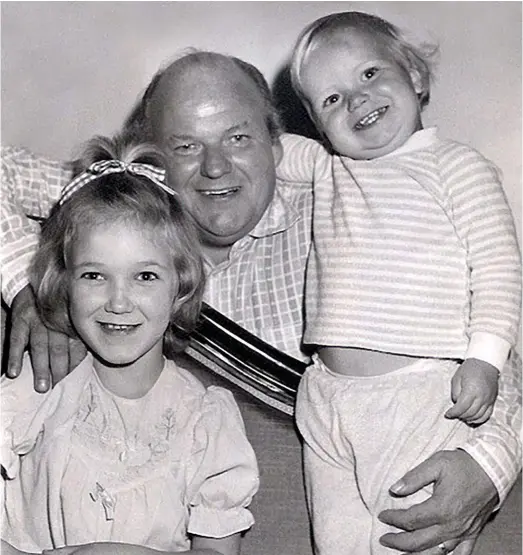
167, 133, 194, 143
228, 121, 250, 133
167, 121, 252, 143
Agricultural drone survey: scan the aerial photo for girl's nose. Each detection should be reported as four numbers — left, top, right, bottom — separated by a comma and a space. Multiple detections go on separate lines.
201, 146, 232, 179
104, 283, 134, 314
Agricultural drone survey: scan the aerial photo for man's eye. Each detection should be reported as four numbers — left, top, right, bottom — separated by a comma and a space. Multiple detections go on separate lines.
323, 94, 340, 108
229, 134, 250, 145
363, 67, 379, 80
137, 271, 159, 282
173, 143, 200, 155
80, 272, 103, 281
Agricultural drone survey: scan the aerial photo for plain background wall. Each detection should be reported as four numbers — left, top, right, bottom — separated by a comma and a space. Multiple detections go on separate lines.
1, 1, 521, 242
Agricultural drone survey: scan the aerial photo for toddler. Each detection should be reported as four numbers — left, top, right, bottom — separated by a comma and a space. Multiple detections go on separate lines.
277, 11, 521, 554
1, 136, 259, 555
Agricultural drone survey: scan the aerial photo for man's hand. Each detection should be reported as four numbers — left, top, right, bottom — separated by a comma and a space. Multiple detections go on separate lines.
378, 450, 498, 553
7, 284, 86, 391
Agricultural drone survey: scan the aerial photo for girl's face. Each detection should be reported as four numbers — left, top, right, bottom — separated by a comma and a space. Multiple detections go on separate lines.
299, 29, 423, 159
67, 220, 180, 381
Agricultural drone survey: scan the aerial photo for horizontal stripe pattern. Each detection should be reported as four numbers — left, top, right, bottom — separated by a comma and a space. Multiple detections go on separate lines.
280, 131, 521, 357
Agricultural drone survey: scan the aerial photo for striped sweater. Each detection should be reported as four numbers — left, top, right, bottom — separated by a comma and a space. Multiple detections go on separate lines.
279, 128, 521, 365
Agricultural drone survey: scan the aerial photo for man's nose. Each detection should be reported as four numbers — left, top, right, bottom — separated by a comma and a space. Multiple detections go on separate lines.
347, 90, 369, 113
104, 281, 134, 314
201, 146, 232, 179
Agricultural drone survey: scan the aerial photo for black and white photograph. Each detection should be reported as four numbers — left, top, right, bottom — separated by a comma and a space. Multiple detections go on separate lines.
1, 3, 521, 555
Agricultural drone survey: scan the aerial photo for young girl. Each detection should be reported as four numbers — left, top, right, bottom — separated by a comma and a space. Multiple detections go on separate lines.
1, 136, 259, 555
277, 11, 521, 554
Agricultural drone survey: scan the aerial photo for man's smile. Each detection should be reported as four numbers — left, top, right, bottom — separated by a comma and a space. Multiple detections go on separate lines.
198, 186, 241, 198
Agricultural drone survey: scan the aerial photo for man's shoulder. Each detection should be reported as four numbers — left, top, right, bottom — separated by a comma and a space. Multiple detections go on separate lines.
1, 144, 74, 174
276, 178, 313, 197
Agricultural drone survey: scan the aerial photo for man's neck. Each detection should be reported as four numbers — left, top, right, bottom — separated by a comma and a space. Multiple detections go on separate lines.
201, 243, 232, 267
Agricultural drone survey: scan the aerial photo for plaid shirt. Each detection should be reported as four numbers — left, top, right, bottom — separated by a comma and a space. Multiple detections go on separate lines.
1, 145, 520, 503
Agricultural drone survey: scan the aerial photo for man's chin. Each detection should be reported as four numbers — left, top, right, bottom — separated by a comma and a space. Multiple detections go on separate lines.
199, 224, 254, 247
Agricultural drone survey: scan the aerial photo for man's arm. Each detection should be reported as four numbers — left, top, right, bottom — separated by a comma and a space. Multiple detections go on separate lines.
1, 147, 85, 390
378, 350, 522, 553
1, 146, 72, 304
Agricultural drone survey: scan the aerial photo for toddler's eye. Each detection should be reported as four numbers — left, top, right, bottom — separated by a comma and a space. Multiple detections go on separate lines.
363, 67, 379, 80
323, 94, 340, 108
137, 271, 159, 282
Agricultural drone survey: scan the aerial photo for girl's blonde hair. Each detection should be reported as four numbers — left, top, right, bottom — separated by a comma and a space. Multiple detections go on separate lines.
31, 134, 205, 354
290, 11, 438, 112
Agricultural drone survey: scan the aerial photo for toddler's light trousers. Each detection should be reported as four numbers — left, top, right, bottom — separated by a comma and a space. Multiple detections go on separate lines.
296, 357, 472, 555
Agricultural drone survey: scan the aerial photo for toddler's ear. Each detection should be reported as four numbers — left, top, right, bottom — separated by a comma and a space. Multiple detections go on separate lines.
409, 68, 424, 95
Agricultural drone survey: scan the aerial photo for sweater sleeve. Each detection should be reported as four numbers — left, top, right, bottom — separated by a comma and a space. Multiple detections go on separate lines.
441, 143, 521, 356
278, 133, 324, 184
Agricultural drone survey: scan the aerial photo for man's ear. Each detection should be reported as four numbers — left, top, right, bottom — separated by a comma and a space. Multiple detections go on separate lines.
272, 137, 284, 166
409, 67, 424, 95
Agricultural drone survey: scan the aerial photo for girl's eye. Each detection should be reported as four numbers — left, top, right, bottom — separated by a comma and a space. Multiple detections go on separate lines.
80, 271, 103, 281
363, 67, 379, 80
137, 271, 159, 282
323, 94, 340, 108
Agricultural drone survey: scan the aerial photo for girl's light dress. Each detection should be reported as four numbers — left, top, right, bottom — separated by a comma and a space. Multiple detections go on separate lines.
1, 353, 259, 552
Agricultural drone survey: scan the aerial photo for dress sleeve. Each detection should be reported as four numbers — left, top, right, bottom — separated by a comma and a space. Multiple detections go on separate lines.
459, 349, 522, 505
186, 386, 259, 539
278, 133, 324, 184
1, 146, 73, 305
1, 353, 55, 479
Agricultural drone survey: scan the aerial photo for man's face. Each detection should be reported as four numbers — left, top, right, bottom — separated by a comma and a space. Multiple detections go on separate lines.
149, 61, 282, 251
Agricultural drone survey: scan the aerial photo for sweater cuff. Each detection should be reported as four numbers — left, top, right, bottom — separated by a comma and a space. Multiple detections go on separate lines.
465, 332, 511, 372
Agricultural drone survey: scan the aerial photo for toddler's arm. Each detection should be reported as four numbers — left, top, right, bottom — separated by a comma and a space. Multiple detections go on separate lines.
445, 358, 499, 425
277, 133, 323, 183
444, 146, 521, 366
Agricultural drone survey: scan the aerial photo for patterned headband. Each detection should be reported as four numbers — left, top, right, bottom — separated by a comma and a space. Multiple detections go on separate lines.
59, 159, 176, 205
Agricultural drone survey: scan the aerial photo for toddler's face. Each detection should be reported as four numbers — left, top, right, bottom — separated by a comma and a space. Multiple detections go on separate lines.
299, 29, 423, 159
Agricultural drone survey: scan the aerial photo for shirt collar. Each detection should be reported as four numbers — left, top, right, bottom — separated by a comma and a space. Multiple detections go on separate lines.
382, 126, 439, 158
249, 180, 301, 238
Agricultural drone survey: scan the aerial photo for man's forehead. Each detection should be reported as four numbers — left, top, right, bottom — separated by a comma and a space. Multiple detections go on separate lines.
155, 58, 264, 109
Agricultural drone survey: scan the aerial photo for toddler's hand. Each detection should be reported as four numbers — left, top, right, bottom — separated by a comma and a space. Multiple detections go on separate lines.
445, 358, 499, 425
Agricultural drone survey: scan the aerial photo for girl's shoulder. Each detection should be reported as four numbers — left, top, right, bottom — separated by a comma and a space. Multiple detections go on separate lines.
160, 359, 243, 420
